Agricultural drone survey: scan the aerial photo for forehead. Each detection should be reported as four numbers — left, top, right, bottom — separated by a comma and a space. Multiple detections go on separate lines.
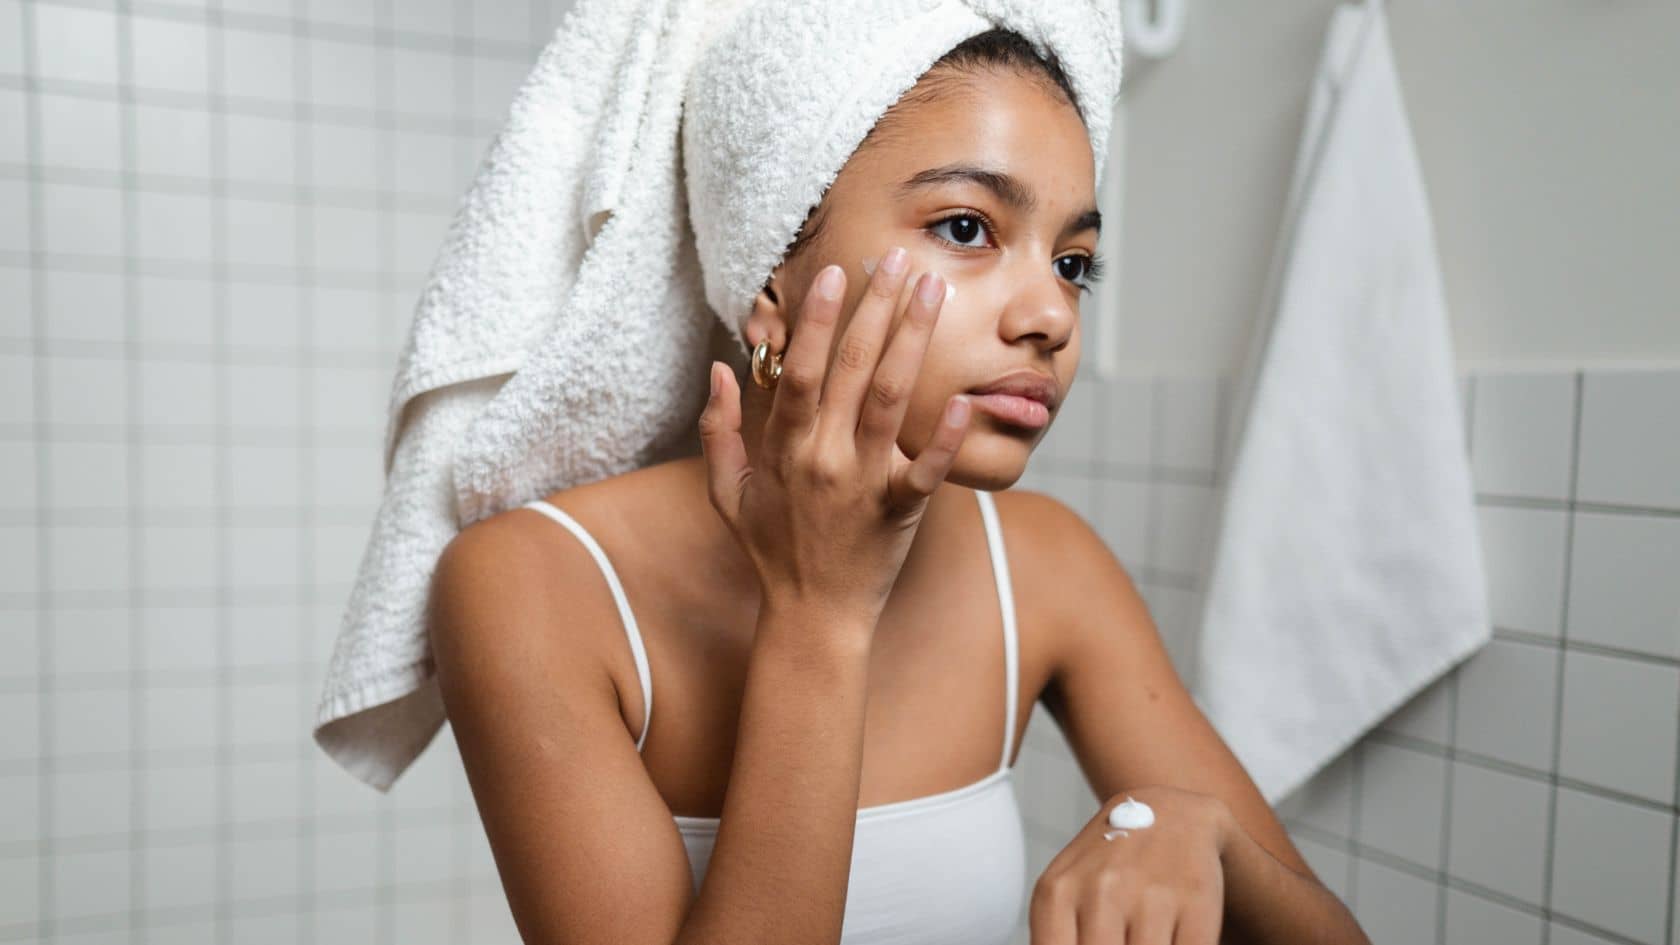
851, 68, 1096, 204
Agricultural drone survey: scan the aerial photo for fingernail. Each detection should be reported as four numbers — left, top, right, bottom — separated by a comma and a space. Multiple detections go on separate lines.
815, 264, 843, 300
861, 255, 879, 276
947, 396, 970, 425
881, 246, 908, 275
917, 271, 945, 304
708, 362, 719, 397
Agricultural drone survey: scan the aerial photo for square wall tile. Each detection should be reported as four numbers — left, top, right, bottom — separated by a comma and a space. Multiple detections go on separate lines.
46, 354, 127, 427
1557, 649, 1679, 804
1356, 742, 1446, 868
32, 4, 120, 85
1549, 785, 1672, 945
50, 848, 129, 921
1350, 858, 1438, 945
1477, 505, 1570, 638
133, 102, 213, 180
220, 27, 296, 104
1576, 369, 1680, 510
1377, 671, 1451, 745
48, 524, 131, 594
1095, 375, 1153, 468
143, 840, 218, 912
1470, 373, 1576, 501
1038, 378, 1098, 466
1446, 760, 1549, 905
1453, 637, 1558, 771
130, 15, 209, 95
1153, 375, 1221, 473
1566, 511, 1680, 660
1276, 749, 1357, 840
36, 93, 122, 174
48, 766, 132, 840
1093, 480, 1148, 569
42, 268, 125, 344
1151, 481, 1216, 576
41, 181, 124, 258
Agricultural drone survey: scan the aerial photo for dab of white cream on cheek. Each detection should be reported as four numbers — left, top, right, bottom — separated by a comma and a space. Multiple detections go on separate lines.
1102, 795, 1155, 841
860, 256, 956, 303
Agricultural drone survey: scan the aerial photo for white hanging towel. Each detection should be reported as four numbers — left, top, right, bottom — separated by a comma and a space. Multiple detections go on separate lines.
1190, 0, 1490, 805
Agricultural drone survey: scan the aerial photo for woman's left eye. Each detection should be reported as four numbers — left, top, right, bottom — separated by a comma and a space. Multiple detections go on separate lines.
927, 213, 992, 249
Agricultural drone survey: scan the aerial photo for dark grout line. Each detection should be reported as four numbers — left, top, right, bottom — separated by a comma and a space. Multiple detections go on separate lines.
115, 1, 149, 940
20, 0, 60, 936
1538, 370, 1585, 945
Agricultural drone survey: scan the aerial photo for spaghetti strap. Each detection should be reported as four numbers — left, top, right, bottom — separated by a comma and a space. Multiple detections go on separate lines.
522, 499, 653, 752
974, 490, 1019, 775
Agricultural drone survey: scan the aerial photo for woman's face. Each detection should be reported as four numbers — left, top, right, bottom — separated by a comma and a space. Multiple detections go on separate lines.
745, 66, 1102, 492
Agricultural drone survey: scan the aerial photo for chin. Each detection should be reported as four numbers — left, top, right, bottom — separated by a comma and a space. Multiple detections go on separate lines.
941, 428, 1041, 492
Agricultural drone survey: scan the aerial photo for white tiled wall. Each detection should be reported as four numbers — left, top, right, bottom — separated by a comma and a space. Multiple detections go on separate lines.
2, 0, 574, 941
1012, 365, 1680, 945
7, 2, 1679, 945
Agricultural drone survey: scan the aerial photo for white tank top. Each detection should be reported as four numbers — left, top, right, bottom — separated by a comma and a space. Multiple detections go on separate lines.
523, 488, 1027, 945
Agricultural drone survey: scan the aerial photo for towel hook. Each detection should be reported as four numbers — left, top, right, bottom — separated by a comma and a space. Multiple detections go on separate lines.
1121, 0, 1187, 60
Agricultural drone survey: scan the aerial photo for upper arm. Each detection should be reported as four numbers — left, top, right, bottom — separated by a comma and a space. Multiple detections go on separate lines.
1005, 489, 1318, 881
428, 516, 696, 945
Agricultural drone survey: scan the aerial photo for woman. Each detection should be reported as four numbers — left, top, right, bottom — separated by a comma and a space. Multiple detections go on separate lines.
427, 26, 1371, 945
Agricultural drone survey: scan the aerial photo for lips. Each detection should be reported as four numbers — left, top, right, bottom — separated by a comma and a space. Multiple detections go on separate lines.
966, 370, 1059, 430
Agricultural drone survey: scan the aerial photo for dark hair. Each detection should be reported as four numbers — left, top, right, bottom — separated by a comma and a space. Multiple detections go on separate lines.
781, 28, 1084, 268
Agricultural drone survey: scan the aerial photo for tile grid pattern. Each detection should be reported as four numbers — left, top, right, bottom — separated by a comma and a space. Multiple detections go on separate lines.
1013, 365, 1680, 945
2, 0, 565, 940
6, 1, 1680, 943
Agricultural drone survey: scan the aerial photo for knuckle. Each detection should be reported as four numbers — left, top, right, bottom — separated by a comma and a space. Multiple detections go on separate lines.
1093, 866, 1129, 896
1032, 871, 1072, 907
799, 448, 846, 487
868, 272, 900, 300
836, 336, 874, 372
868, 374, 908, 411
779, 361, 817, 392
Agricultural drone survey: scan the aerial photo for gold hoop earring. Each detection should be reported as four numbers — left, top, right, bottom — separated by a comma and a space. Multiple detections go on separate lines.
751, 338, 783, 390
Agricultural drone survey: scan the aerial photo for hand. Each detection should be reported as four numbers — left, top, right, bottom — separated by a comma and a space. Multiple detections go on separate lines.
696, 246, 975, 622
1030, 786, 1232, 944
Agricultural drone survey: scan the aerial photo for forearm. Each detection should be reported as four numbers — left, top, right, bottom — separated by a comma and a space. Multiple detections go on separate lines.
673, 596, 876, 945
1217, 812, 1371, 945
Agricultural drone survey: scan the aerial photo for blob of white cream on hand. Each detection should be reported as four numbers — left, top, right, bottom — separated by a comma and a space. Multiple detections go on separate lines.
1102, 795, 1155, 841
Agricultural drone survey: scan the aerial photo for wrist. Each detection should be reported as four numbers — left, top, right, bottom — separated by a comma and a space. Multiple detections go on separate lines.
755, 592, 878, 652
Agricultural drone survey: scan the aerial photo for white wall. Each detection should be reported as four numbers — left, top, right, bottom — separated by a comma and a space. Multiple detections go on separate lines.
1109, 0, 1680, 373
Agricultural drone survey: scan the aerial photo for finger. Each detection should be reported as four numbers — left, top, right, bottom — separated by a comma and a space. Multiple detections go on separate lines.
1027, 881, 1076, 945
1128, 891, 1177, 945
696, 362, 748, 521
815, 245, 911, 446
763, 264, 846, 466
887, 394, 971, 510
1171, 898, 1221, 945
855, 270, 946, 470
1076, 895, 1127, 945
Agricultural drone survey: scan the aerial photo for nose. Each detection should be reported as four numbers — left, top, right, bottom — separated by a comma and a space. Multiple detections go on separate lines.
996, 261, 1078, 354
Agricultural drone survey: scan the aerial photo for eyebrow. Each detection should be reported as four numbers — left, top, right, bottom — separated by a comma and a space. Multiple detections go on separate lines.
895, 162, 1102, 238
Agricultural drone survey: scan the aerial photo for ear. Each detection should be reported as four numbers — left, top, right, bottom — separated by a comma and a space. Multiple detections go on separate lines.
741, 266, 791, 351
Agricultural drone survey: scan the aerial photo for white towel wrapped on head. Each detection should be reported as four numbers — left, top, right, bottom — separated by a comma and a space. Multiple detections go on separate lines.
315, 0, 1125, 792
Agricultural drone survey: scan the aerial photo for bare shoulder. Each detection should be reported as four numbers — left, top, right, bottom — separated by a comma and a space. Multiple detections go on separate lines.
986, 487, 1154, 683
425, 481, 698, 944
428, 482, 620, 673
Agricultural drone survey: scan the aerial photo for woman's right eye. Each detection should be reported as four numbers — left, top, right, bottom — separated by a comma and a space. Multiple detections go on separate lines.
928, 213, 995, 249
